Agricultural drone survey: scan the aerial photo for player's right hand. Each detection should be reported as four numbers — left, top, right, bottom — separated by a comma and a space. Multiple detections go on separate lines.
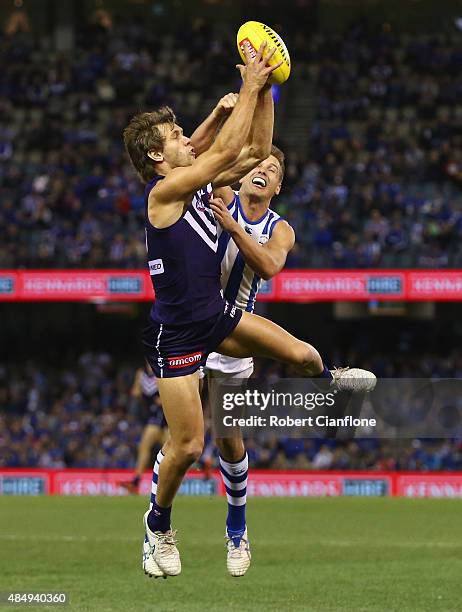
209, 197, 239, 233
237, 41, 282, 92
214, 93, 239, 119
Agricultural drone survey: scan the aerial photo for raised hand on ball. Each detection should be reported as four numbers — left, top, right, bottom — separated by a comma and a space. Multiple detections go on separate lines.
237, 41, 282, 92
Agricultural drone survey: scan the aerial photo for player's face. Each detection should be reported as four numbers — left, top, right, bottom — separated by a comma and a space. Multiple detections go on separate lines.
159, 123, 196, 168
240, 155, 282, 200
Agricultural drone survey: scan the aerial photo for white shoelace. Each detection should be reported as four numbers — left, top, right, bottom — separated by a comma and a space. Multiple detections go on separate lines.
331, 366, 350, 376
226, 535, 248, 557
154, 530, 178, 556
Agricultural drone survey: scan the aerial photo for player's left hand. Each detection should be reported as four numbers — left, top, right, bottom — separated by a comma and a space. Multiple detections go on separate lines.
214, 93, 239, 119
210, 197, 238, 232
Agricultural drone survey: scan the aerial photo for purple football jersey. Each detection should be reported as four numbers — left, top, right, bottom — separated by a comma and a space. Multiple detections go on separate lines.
145, 175, 223, 325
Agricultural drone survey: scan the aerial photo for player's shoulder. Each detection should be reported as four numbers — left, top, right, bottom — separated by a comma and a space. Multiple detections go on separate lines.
267, 205, 292, 226
148, 172, 211, 210
266, 206, 288, 230
150, 171, 210, 194
147, 172, 180, 206
226, 189, 240, 209
267, 205, 281, 220
266, 210, 295, 242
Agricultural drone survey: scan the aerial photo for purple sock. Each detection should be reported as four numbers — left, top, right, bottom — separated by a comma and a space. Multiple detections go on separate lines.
319, 365, 333, 380
147, 501, 172, 533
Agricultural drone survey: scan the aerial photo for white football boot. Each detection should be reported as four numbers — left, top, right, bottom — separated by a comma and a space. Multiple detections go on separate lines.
226, 528, 251, 577
330, 367, 377, 392
143, 511, 181, 577
142, 533, 166, 579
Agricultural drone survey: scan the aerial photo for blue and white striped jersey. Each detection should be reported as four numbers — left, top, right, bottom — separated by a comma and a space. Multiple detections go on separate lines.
206, 193, 283, 375
218, 192, 282, 313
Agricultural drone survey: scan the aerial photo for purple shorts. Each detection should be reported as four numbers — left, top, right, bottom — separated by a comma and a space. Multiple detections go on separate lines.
142, 301, 242, 378
147, 409, 167, 428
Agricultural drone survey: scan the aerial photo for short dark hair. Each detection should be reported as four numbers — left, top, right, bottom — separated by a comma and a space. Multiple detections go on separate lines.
270, 144, 285, 181
123, 106, 176, 182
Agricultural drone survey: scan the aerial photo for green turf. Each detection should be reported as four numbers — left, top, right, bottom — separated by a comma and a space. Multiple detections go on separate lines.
0, 496, 461, 612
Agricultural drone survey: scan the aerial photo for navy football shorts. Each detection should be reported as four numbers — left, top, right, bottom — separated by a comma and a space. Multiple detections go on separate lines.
147, 408, 167, 428
143, 394, 167, 427
142, 301, 243, 378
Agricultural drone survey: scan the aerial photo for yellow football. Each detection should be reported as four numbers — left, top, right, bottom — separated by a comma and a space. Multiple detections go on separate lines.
236, 21, 291, 85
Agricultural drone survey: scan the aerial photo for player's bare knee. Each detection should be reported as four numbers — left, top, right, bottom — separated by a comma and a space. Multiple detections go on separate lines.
175, 439, 203, 467
293, 342, 323, 376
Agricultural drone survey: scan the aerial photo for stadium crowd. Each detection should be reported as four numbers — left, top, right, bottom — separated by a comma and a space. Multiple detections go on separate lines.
286, 23, 462, 268
1, 20, 462, 268
1, 351, 461, 471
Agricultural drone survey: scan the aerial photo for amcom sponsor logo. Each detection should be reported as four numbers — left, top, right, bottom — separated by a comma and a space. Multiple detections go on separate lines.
168, 352, 202, 369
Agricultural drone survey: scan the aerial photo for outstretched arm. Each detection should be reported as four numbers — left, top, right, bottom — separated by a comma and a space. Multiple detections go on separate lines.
213, 84, 274, 204
152, 43, 281, 207
190, 93, 238, 156
210, 197, 295, 280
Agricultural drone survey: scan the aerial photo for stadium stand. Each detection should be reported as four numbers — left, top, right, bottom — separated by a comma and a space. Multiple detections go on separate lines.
2, 350, 462, 470
2, 21, 462, 268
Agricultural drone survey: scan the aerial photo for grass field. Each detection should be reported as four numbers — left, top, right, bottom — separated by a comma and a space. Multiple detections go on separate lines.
1, 496, 461, 612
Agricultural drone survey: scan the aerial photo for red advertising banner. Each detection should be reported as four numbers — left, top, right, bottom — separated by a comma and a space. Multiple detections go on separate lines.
52, 470, 220, 496
3, 469, 462, 498
0, 469, 52, 495
2, 270, 462, 302
396, 474, 462, 498
407, 271, 462, 300
0, 270, 153, 302
247, 471, 393, 497
53, 470, 138, 496
0, 469, 220, 497
266, 270, 407, 302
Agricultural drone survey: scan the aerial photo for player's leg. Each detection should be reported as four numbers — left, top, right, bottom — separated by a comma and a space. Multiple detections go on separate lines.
216, 435, 245, 462
208, 367, 252, 576
216, 434, 251, 577
144, 372, 204, 577
137, 424, 166, 478
154, 374, 204, 506
121, 424, 166, 494
217, 312, 376, 390
217, 311, 326, 375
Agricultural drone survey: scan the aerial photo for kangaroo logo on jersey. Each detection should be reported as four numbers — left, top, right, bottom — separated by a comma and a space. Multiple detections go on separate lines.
245, 226, 252, 235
